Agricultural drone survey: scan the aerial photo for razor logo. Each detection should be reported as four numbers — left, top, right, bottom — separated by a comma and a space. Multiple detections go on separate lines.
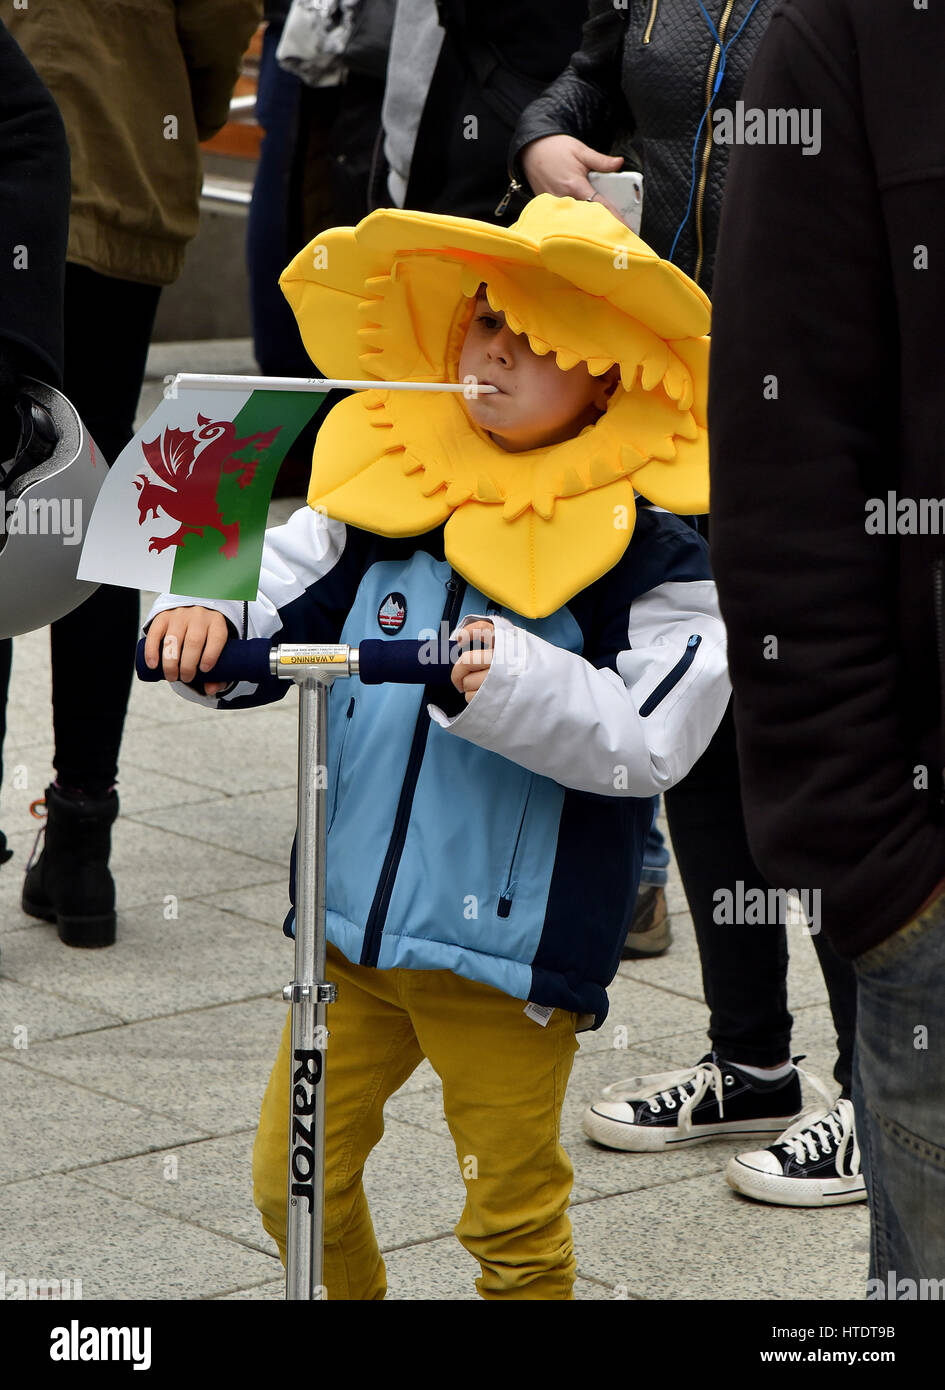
290, 1048, 322, 1212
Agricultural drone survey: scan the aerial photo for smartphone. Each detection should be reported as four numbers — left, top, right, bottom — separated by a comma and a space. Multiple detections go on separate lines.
588, 171, 644, 234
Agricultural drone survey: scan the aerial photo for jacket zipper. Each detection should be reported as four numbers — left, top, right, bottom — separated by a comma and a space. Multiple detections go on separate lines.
642, 0, 659, 44
360, 569, 467, 966
934, 560, 945, 805
495, 176, 523, 218
327, 696, 355, 832
694, 0, 736, 286
497, 777, 533, 918
639, 634, 702, 716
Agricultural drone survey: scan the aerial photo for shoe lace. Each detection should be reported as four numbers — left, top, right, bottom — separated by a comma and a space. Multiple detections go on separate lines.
777, 1097, 860, 1177
604, 1061, 726, 1135
25, 797, 47, 873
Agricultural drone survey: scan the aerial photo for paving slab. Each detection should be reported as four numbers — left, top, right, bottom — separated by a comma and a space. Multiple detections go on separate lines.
128, 788, 298, 871
1, 1174, 276, 1300
0, 1059, 205, 1183
118, 704, 299, 795
574, 972, 712, 1056
0, 903, 287, 1023
0, 977, 120, 1048
200, 879, 292, 927
73, 1131, 272, 1254
105, 818, 286, 913
216, 1277, 284, 1300
382, 1234, 479, 1300
569, 1172, 870, 1301
12, 998, 289, 1134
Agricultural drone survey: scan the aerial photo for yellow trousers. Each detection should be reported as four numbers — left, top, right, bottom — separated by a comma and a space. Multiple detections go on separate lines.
252, 942, 579, 1299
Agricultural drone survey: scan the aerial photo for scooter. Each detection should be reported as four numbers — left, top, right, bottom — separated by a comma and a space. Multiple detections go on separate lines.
136, 633, 460, 1299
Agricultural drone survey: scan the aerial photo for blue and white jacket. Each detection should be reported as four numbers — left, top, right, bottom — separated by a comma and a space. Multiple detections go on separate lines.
148, 504, 730, 1027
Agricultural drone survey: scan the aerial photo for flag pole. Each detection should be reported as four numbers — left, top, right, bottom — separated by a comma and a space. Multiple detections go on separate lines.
170, 373, 497, 395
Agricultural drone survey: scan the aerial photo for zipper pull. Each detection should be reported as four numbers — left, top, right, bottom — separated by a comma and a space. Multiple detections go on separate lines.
495, 178, 522, 218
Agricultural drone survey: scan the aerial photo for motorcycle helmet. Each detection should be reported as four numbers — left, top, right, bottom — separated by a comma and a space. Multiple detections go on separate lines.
0, 378, 104, 638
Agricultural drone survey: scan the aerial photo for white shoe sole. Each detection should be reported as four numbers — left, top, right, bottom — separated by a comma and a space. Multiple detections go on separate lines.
582, 1106, 801, 1152
725, 1155, 868, 1207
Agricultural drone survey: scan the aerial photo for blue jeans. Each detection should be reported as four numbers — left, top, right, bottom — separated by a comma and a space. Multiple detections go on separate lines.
853, 890, 945, 1288
640, 796, 669, 888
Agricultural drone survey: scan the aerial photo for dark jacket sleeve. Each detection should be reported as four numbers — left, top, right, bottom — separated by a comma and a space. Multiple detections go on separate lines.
0, 20, 69, 388
707, 1, 945, 955
508, 0, 630, 188
175, 0, 263, 142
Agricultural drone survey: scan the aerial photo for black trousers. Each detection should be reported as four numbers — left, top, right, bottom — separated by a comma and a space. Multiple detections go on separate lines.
0, 263, 160, 795
664, 699, 857, 1095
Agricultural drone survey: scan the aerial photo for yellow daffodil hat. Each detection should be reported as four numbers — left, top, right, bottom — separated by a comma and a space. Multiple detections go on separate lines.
280, 194, 711, 619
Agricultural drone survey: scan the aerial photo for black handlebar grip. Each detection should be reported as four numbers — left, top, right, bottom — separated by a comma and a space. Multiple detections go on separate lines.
135, 636, 273, 687
357, 638, 457, 686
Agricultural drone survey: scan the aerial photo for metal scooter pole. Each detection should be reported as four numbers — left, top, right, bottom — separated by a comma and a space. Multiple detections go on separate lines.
273, 646, 354, 1301
283, 675, 330, 1297
135, 633, 464, 1300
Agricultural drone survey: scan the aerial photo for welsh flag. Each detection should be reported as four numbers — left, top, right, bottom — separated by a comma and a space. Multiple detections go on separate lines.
78, 382, 326, 601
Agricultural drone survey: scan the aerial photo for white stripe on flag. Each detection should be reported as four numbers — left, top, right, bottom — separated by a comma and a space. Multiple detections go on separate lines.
77, 389, 252, 593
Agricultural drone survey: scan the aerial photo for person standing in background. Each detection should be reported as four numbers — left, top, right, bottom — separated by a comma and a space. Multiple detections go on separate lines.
510, 0, 863, 1212
0, 19, 71, 875
2, 0, 261, 948
708, 0, 945, 1285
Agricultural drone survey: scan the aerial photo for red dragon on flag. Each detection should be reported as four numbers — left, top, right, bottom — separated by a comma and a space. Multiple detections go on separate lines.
134, 415, 281, 558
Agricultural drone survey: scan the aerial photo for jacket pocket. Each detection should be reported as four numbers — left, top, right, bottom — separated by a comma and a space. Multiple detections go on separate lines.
327, 695, 356, 833
497, 775, 533, 919
639, 634, 702, 717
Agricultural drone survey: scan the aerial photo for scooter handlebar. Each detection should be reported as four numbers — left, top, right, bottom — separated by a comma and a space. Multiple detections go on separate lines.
135, 636, 465, 687
356, 639, 455, 685
134, 636, 274, 687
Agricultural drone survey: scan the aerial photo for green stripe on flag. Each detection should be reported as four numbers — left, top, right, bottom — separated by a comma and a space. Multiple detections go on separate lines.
170, 390, 326, 600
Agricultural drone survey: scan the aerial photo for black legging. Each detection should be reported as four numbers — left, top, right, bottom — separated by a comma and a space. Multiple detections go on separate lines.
665, 698, 857, 1096
0, 263, 160, 796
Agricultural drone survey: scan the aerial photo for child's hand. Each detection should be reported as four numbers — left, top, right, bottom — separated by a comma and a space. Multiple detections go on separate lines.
144, 606, 231, 695
451, 619, 494, 703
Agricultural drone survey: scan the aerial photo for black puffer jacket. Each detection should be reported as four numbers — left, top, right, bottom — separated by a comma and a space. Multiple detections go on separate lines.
510, 0, 777, 293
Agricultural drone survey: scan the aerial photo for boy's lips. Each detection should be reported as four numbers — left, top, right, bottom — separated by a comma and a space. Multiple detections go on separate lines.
477, 379, 507, 395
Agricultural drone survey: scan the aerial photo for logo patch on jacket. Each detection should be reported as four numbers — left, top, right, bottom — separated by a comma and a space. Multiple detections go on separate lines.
377, 592, 407, 633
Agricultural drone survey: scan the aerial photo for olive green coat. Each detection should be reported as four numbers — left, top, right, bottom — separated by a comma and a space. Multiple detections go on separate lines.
7, 0, 262, 285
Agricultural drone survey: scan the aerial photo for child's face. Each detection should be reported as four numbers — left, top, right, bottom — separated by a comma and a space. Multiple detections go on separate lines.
458, 289, 618, 452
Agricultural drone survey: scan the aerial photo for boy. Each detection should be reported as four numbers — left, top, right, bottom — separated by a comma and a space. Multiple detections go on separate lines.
144, 195, 730, 1299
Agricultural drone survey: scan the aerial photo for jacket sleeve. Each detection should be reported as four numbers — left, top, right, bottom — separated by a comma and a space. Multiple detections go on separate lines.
508, 0, 630, 187
144, 505, 352, 709
174, 0, 263, 141
427, 573, 730, 798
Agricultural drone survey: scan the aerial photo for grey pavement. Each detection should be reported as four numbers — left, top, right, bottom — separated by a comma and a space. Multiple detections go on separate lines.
0, 342, 869, 1301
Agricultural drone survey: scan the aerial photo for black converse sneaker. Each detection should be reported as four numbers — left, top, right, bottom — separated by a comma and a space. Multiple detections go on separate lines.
725, 1098, 867, 1206
582, 1053, 803, 1152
